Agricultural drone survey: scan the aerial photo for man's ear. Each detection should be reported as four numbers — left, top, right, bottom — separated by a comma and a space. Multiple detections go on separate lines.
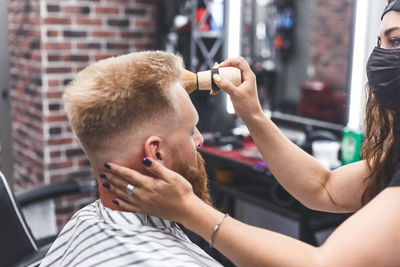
144, 136, 164, 162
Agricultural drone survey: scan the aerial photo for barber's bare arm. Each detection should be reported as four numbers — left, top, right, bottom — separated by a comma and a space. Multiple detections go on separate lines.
213, 57, 368, 213
104, 161, 400, 267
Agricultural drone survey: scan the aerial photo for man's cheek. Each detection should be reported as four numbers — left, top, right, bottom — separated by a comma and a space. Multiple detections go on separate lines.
183, 148, 198, 167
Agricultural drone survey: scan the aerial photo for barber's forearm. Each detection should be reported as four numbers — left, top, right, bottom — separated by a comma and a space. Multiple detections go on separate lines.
241, 112, 332, 210
181, 197, 320, 267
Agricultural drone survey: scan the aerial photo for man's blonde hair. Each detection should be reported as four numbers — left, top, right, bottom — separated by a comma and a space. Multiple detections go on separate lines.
63, 51, 184, 154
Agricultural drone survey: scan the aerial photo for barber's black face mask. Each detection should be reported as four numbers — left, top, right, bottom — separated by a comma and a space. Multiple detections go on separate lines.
366, 47, 400, 112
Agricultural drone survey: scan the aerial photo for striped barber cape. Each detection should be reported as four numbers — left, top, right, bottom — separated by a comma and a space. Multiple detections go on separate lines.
39, 200, 222, 267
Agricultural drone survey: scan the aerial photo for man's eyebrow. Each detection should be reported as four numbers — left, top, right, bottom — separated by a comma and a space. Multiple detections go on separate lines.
384, 27, 400, 36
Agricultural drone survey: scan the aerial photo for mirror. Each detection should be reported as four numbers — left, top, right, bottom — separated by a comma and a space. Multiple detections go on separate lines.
242, 0, 355, 125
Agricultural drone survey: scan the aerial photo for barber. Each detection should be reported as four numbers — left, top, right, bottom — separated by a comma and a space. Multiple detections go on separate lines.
103, 1, 400, 265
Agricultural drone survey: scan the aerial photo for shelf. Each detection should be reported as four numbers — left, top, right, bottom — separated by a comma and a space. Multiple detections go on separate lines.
192, 30, 223, 38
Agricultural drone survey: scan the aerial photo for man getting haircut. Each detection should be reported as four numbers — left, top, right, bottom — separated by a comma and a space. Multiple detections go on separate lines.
40, 51, 220, 267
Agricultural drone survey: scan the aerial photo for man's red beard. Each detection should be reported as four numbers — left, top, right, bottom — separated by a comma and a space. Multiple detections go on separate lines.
171, 150, 212, 206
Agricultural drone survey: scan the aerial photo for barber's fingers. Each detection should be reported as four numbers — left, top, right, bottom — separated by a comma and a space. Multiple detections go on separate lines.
102, 171, 135, 193
105, 162, 150, 186
213, 74, 237, 96
107, 180, 140, 204
219, 57, 250, 71
141, 157, 180, 184
112, 198, 144, 214
219, 57, 254, 81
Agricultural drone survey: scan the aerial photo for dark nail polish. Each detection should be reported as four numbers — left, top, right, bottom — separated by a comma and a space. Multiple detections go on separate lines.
142, 158, 152, 167
112, 199, 119, 205
104, 163, 111, 169
99, 173, 107, 179
102, 182, 110, 189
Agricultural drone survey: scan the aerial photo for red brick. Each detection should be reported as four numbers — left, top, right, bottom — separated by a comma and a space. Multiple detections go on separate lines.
94, 54, 118, 61
63, 30, 87, 38
76, 18, 102, 26
29, 17, 40, 25
125, 8, 146, 16
95, 7, 119, 14
49, 160, 73, 170
48, 80, 60, 86
121, 31, 144, 38
107, 19, 130, 27
76, 66, 86, 72
47, 30, 59, 37
9, 15, 25, 24
78, 158, 91, 166
47, 138, 73, 146
31, 52, 42, 62
49, 126, 62, 135
44, 42, 72, 50
47, 5, 60, 12
49, 103, 61, 111
48, 55, 60, 61
92, 31, 117, 38
50, 151, 62, 158
63, 6, 80, 13
52, 175, 68, 183
44, 17, 71, 25
134, 42, 155, 50
63, 55, 90, 62
135, 19, 155, 27
46, 92, 63, 99
64, 6, 90, 14
66, 148, 84, 156
45, 67, 72, 74
46, 115, 68, 123
106, 42, 129, 50
77, 42, 102, 49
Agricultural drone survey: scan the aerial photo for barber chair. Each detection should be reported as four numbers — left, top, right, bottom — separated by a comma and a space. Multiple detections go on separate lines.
0, 171, 96, 267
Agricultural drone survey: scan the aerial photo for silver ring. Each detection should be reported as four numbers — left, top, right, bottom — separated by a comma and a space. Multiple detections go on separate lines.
126, 184, 134, 196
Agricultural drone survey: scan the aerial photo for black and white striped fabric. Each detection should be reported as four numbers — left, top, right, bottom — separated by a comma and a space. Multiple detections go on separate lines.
39, 200, 222, 267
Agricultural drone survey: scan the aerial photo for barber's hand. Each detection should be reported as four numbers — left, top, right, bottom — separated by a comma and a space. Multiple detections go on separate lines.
102, 158, 200, 223
215, 57, 263, 120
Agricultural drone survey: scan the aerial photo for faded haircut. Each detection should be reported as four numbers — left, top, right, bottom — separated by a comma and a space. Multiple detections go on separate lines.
63, 51, 184, 154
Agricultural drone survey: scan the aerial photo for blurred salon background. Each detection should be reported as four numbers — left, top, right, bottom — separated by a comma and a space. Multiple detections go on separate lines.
0, 0, 387, 266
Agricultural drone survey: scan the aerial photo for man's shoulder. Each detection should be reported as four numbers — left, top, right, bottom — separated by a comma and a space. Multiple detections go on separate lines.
71, 199, 100, 218
39, 200, 102, 266
40, 200, 223, 267
53, 200, 100, 236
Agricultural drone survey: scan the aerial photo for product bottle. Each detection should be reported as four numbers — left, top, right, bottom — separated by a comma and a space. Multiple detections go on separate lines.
341, 127, 363, 165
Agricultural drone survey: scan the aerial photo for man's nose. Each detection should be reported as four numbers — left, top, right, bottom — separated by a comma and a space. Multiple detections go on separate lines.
194, 128, 204, 148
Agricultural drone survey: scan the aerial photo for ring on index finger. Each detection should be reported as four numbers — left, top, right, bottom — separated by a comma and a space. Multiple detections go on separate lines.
126, 184, 134, 196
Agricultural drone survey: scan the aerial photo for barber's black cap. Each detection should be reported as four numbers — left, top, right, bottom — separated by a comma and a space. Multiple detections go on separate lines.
382, 0, 400, 20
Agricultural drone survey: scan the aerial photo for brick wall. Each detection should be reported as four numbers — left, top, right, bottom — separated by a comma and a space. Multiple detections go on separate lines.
9, 0, 156, 227
309, 0, 354, 92
9, 0, 43, 187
